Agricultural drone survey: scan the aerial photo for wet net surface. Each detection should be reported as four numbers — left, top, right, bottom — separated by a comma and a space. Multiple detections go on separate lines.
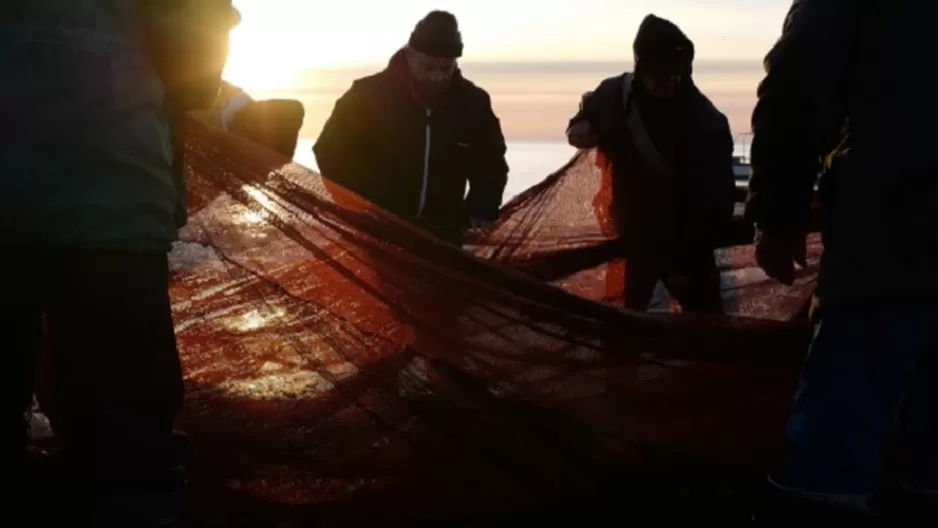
169, 118, 819, 523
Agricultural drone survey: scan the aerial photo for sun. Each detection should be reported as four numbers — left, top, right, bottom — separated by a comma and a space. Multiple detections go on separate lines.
223, 26, 300, 92
222, 1, 405, 93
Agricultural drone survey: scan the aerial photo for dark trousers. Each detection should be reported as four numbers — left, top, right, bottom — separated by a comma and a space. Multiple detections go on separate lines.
771, 303, 938, 511
622, 247, 724, 314
413, 217, 464, 247
3, 248, 185, 496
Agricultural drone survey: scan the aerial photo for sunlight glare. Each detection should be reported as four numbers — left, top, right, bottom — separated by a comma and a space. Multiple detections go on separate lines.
224, 1, 402, 91
224, 22, 302, 91
241, 184, 278, 211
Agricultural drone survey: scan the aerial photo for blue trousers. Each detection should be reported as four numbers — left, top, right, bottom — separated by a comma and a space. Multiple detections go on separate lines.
776, 303, 938, 497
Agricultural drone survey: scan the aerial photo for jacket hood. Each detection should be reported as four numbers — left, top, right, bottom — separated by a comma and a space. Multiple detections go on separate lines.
633, 14, 695, 76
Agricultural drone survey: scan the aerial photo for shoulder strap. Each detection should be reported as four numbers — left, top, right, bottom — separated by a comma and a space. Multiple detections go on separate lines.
621, 73, 675, 178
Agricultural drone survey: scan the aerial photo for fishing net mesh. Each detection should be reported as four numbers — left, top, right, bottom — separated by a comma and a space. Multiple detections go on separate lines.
91, 118, 821, 521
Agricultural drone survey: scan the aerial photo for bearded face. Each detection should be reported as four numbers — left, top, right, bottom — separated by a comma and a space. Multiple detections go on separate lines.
405, 47, 457, 99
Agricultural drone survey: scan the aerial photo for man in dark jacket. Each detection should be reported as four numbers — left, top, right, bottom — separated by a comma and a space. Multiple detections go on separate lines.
747, 0, 938, 524
314, 10, 509, 245
566, 14, 736, 313
1, 2, 237, 525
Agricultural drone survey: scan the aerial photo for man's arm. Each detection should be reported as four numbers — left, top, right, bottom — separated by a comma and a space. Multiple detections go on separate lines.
746, 0, 864, 233
466, 92, 509, 222
566, 86, 603, 148
568, 86, 602, 129
313, 82, 378, 200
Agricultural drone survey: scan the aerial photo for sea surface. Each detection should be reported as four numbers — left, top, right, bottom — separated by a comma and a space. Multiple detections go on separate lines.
293, 139, 579, 200
294, 139, 751, 201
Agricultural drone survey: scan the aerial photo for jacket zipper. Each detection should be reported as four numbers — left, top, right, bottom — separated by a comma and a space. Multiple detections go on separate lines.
417, 108, 431, 217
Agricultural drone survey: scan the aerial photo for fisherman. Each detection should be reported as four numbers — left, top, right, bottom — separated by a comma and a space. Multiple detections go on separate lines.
314, 10, 510, 245
566, 14, 736, 314
748, 0, 938, 524
1, 2, 238, 525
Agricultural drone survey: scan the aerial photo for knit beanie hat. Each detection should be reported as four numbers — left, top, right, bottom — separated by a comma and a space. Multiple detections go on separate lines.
633, 14, 694, 76
408, 10, 463, 59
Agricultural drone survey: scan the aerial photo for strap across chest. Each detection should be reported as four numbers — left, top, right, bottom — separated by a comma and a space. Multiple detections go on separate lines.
621, 73, 675, 178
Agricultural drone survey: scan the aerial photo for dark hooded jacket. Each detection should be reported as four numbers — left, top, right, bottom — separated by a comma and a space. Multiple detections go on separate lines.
747, 0, 938, 306
1, 1, 234, 251
313, 50, 509, 244
3, 2, 177, 251
568, 15, 736, 251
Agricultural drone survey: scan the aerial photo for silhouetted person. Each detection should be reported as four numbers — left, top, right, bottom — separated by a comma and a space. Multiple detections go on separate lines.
566, 14, 736, 314
1, 2, 238, 525
748, 0, 938, 524
314, 10, 509, 245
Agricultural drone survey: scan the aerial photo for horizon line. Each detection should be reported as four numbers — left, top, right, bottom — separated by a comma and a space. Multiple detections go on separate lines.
294, 58, 766, 75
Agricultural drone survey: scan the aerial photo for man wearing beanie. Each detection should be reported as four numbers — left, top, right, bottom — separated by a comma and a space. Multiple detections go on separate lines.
566, 14, 736, 314
748, 0, 938, 525
315, 10, 509, 245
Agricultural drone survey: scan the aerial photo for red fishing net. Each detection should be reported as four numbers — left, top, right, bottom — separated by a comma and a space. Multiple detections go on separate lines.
468, 150, 822, 320
165, 118, 821, 522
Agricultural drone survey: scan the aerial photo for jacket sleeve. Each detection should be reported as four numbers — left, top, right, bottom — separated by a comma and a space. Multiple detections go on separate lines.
313, 82, 379, 200
466, 91, 509, 221
746, 0, 863, 233
566, 84, 604, 138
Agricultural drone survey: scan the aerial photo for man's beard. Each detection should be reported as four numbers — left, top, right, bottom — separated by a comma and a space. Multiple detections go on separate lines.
416, 80, 446, 101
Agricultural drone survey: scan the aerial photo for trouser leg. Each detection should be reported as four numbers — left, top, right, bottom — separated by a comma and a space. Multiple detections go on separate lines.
665, 248, 724, 315
622, 254, 664, 311
0, 247, 42, 472
43, 249, 185, 523
764, 304, 937, 522
881, 333, 938, 526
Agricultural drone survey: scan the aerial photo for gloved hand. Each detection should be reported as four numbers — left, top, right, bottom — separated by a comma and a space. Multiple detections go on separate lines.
566, 121, 598, 149
754, 227, 807, 286
578, 90, 595, 111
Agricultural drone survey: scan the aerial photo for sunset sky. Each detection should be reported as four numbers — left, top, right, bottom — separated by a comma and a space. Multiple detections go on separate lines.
224, 0, 795, 141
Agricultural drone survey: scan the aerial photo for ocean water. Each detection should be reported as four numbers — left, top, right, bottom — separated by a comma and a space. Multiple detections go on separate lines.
293, 139, 579, 200
293, 139, 751, 201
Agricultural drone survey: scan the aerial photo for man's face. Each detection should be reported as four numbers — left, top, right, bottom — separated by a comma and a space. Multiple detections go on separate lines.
641, 73, 682, 99
144, 2, 240, 108
406, 48, 457, 95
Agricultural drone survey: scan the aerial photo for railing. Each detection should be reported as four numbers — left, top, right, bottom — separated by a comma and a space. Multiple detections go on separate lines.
734, 132, 753, 164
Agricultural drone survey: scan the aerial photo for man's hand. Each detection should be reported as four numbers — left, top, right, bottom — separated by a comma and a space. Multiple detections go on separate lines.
468, 217, 497, 231
578, 90, 595, 111
754, 227, 808, 286
567, 121, 598, 149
